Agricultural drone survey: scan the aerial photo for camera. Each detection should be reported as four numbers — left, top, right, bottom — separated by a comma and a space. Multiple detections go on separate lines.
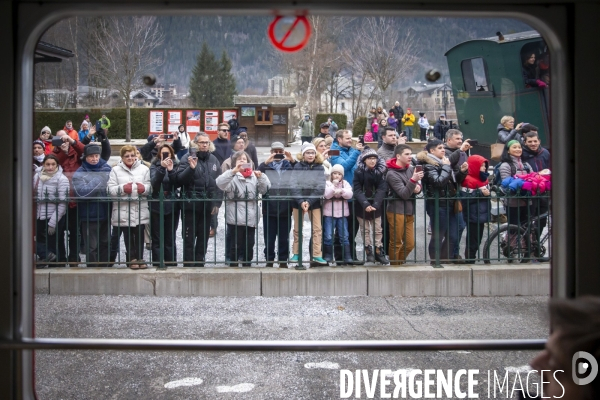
51, 136, 64, 147
274, 154, 285, 160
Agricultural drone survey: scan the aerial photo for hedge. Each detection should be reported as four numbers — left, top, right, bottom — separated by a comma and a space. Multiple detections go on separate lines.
352, 116, 367, 137
34, 108, 237, 140
313, 113, 348, 135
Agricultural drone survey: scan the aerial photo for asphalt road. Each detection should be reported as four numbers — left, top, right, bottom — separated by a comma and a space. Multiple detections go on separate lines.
34, 295, 549, 399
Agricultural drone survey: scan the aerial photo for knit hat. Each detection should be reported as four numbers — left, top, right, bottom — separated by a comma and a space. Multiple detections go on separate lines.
361, 148, 379, 163
301, 142, 316, 155
83, 144, 101, 157
33, 139, 45, 150
320, 122, 330, 129
41, 126, 51, 135
506, 139, 520, 149
331, 164, 345, 177
271, 141, 285, 150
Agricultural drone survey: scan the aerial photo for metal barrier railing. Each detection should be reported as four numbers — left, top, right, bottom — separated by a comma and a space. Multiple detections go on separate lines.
33, 186, 551, 269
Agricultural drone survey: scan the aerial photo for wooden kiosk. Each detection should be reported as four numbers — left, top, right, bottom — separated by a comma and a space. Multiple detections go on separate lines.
234, 95, 296, 146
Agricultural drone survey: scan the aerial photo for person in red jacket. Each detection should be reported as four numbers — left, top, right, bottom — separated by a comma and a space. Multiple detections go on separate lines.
63, 120, 79, 141
53, 130, 85, 263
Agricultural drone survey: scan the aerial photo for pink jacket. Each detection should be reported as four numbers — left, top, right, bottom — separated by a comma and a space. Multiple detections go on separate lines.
323, 180, 353, 217
515, 172, 552, 195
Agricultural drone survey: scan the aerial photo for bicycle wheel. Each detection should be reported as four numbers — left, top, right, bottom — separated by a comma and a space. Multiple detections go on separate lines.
483, 224, 531, 264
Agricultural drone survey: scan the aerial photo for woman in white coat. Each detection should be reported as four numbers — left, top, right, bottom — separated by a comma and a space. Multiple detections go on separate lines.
107, 145, 151, 269
34, 154, 70, 267
216, 150, 270, 267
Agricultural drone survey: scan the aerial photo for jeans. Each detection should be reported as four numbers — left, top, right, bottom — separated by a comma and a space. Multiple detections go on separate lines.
453, 211, 466, 258
426, 201, 458, 261
301, 136, 313, 144
263, 214, 292, 262
182, 205, 212, 266
465, 222, 485, 262
150, 211, 177, 266
419, 127, 427, 140
176, 148, 188, 160
80, 219, 109, 267
228, 224, 256, 265
323, 216, 349, 246
333, 206, 360, 260
405, 126, 413, 141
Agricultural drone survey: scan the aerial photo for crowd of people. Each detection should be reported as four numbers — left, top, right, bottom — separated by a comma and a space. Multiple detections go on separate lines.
33, 107, 550, 269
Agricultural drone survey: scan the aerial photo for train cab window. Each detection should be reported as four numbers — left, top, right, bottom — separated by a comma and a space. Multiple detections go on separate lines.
461, 57, 489, 92
256, 107, 272, 125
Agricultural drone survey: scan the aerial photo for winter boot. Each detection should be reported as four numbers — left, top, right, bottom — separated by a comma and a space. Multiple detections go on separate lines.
364, 245, 375, 263
375, 246, 390, 265
323, 245, 333, 264
343, 245, 354, 265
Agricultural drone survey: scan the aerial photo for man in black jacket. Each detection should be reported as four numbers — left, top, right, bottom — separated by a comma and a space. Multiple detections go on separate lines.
433, 115, 448, 141
212, 123, 231, 165
258, 141, 296, 266
176, 133, 221, 267
444, 129, 472, 264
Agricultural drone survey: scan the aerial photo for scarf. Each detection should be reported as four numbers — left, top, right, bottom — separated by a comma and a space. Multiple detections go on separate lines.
269, 160, 284, 176
39, 167, 59, 183
385, 158, 409, 170
241, 168, 253, 178
427, 153, 455, 182
34, 154, 44, 164
197, 150, 210, 161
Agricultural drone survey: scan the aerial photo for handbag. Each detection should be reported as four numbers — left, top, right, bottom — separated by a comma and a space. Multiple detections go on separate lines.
454, 199, 463, 214
490, 143, 504, 161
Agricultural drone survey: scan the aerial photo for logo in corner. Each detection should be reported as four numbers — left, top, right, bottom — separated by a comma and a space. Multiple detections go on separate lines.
572, 351, 598, 385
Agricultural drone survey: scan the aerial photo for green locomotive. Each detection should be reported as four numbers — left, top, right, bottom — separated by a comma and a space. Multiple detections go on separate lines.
445, 31, 549, 150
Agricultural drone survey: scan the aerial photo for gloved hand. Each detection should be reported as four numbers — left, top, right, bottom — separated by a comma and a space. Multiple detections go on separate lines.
47, 225, 56, 236
536, 79, 547, 88
123, 182, 133, 194
136, 182, 145, 194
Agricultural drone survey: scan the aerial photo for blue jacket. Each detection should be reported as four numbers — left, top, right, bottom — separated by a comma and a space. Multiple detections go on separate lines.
78, 129, 91, 142
72, 159, 112, 221
329, 141, 360, 190
460, 189, 491, 224
521, 146, 550, 172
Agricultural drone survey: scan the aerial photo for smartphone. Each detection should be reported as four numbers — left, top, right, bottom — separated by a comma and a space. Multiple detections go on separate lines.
328, 149, 340, 156
466, 139, 479, 146
52, 136, 63, 147
161, 152, 170, 160
415, 165, 423, 173
358, 135, 364, 144
189, 147, 197, 158
241, 163, 251, 170
400, 131, 407, 137
274, 153, 285, 160
164, 134, 174, 140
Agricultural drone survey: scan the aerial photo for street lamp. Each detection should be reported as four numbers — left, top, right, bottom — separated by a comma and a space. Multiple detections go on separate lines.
442, 85, 448, 120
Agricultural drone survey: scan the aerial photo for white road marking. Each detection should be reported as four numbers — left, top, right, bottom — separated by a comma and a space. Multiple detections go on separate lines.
216, 383, 255, 393
164, 377, 203, 388
304, 361, 340, 369
504, 365, 532, 373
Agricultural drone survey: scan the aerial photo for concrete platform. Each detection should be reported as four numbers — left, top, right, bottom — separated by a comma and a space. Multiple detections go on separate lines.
472, 264, 551, 296
36, 264, 550, 297
261, 267, 367, 296
154, 268, 261, 296
368, 266, 471, 297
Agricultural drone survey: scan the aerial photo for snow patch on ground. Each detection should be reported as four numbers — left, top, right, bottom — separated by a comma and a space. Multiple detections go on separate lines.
304, 361, 340, 369
216, 383, 255, 393
164, 377, 203, 388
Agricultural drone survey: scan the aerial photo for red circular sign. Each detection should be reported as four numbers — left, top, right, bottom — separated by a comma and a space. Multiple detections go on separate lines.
268, 16, 311, 53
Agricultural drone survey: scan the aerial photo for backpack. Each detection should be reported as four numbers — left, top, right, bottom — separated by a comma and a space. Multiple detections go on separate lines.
492, 162, 531, 186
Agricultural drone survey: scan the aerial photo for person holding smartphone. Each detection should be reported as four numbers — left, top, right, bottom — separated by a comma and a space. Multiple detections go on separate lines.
148, 144, 179, 267
385, 144, 423, 265
216, 151, 271, 267
258, 142, 296, 267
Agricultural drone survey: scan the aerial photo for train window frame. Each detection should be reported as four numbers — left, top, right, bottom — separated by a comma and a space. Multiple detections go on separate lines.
461, 57, 490, 92
7, 3, 578, 398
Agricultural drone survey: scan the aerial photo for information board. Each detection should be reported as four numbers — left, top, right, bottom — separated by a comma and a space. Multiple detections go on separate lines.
186, 110, 201, 133
222, 110, 237, 123
204, 110, 219, 132
167, 110, 182, 133
149, 110, 164, 134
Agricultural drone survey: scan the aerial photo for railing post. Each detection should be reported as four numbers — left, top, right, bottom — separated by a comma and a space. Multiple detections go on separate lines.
432, 191, 442, 268
158, 189, 165, 269
295, 209, 305, 270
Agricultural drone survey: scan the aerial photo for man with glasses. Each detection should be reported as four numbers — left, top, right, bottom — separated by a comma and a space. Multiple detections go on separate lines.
177, 132, 222, 266
212, 123, 231, 165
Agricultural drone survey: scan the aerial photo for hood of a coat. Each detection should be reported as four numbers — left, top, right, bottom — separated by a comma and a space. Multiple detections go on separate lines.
81, 158, 110, 172
466, 155, 488, 179
497, 123, 510, 133
416, 151, 439, 166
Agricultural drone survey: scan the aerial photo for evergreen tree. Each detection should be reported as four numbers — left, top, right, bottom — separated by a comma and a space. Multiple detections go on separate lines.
189, 42, 219, 107
216, 50, 237, 107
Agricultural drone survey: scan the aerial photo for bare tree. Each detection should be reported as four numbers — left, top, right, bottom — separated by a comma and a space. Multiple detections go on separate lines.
89, 16, 164, 141
353, 17, 420, 105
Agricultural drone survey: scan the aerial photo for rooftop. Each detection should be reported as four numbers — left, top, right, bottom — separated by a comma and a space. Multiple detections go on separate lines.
234, 95, 296, 107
